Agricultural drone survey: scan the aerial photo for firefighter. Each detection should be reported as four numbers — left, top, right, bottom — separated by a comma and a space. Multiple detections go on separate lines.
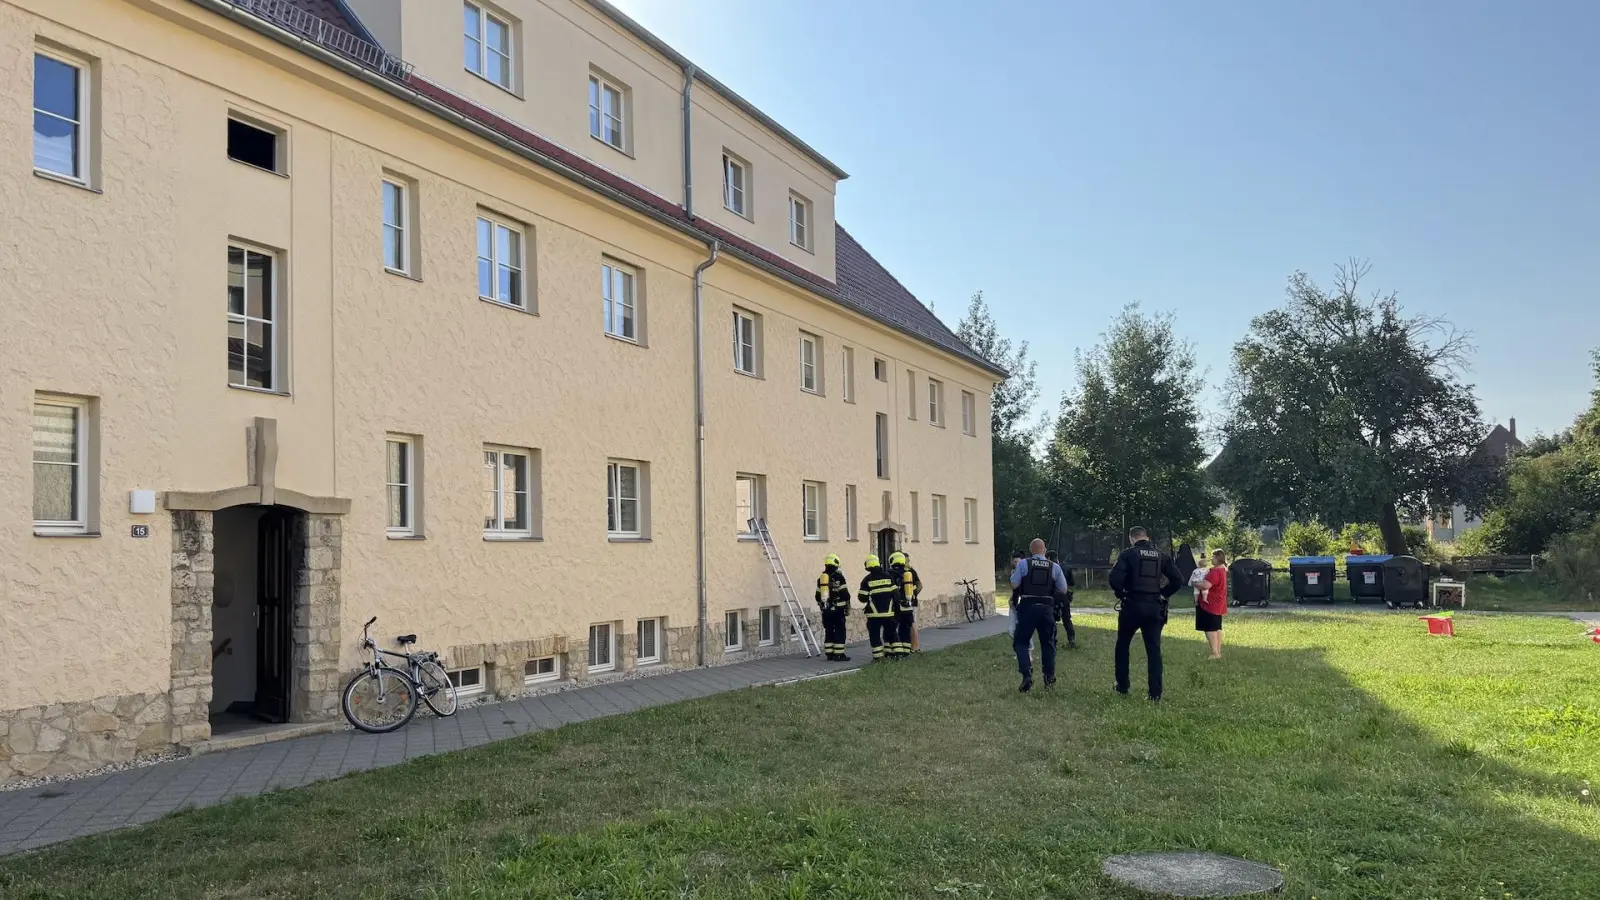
814, 553, 852, 662
858, 554, 899, 662
887, 550, 922, 657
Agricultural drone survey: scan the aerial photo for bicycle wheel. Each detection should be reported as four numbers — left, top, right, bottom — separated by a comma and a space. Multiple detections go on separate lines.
976, 593, 987, 620
415, 658, 458, 717
965, 592, 979, 623
341, 668, 418, 734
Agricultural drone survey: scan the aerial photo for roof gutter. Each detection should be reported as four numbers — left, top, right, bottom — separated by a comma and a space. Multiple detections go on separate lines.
185, 0, 1005, 380
581, 0, 847, 181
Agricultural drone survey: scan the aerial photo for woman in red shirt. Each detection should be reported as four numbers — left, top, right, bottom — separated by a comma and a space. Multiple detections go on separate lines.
1195, 549, 1228, 659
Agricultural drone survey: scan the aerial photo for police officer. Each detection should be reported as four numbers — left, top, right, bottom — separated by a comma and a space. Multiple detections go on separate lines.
815, 553, 852, 662
887, 551, 922, 657
1108, 526, 1184, 701
858, 554, 899, 662
1046, 550, 1078, 650
1009, 538, 1069, 692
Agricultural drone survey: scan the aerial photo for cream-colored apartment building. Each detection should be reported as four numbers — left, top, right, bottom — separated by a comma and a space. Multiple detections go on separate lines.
0, 0, 1001, 783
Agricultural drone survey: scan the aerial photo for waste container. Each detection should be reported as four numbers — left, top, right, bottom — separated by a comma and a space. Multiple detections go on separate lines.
1288, 556, 1337, 603
1228, 558, 1273, 607
1345, 554, 1392, 602
1382, 555, 1429, 609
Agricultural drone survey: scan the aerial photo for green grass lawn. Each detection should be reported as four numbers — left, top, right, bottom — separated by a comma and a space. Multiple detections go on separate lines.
998, 572, 1598, 612
3, 614, 1598, 899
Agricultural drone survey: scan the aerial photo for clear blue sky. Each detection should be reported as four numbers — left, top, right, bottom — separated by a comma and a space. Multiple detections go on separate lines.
612, 0, 1599, 440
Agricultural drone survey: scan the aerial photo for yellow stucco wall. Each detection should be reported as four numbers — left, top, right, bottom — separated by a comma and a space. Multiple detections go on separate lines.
0, 0, 993, 714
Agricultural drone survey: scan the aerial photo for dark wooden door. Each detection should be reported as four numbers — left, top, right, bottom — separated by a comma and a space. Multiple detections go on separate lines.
254, 508, 298, 722
876, 529, 899, 562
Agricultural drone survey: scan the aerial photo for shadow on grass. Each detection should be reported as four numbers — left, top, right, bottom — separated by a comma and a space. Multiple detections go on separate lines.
0, 618, 1596, 899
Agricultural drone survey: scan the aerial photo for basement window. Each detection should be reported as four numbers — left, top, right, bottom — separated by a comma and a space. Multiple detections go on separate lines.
447, 666, 485, 698
227, 116, 282, 173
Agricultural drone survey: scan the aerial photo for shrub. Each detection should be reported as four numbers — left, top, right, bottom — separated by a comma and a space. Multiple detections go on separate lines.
1453, 525, 1495, 557
1282, 520, 1336, 557
1539, 521, 1600, 602
1337, 522, 1383, 553
1207, 512, 1263, 561
1401, 524, 1434, 559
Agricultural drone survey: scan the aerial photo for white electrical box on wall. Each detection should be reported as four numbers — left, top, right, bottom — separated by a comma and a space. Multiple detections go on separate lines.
129, 490, 157, 515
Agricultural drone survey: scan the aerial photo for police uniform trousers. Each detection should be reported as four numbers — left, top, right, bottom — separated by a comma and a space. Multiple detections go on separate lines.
1114, 595, 1166, 699
1012, 598, 1056, 679
821, 607, 848, 656
892, 608, 915, 657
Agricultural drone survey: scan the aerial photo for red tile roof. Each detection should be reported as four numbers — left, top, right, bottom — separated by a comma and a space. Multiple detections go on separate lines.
209, 0, 1002, 377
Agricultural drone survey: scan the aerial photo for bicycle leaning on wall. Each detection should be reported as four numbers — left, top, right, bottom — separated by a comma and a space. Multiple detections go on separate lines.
341, 617, 458, 733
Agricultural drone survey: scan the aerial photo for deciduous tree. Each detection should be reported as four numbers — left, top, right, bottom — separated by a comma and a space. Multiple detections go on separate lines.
1214, 261, 1487, 554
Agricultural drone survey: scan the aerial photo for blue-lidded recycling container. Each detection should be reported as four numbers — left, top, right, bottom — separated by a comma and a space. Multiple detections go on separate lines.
1288, 556, 1337, 603
1346, 554, 1393, 602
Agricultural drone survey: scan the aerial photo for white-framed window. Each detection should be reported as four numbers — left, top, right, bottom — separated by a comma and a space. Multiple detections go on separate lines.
382, 179, 409, 274
932, 494, 947, 542
802, 481, 824, 541
724, 610, 745, 651
463, 2, 513, 89
483, 446, 532, 537
636, 617, 662, 665
873, 358, 888, 381
33, 396, 90, 534
733, 309, 759, 375
385, 436, 416, 537
799, 332, 820, 394
607, 461, 642, 538
602, 260, 637, 341
928, 378, 945, 426
906, 370, 918, 420
524, 656, 561, 684
227, 115, 283, 174
962, 391, 977, 436
588, 74, 626, 151
588, 623, 615, 672
759, 606, 779, 646
964, 497, 979, 543
722, 152, 749, 217
447, 666, 485, 698
844, 484, 858, 541
32, 49, 89, 183
842, 347, 856, 403
736, 473, 764, 536
788, 193, 812, 250
476, 214, 525, 309
909, 491, 920, 542
227, 244, 279, 392
875, 413, 890, 479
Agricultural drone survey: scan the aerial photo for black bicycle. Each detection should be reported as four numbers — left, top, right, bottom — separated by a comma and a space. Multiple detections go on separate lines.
957, 579, 986, 623
341, 617, 458, 734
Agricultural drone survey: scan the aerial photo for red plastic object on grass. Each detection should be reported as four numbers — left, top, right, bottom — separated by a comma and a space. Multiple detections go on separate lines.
1589, 627, 1600, 644
1420, 613, 1455, 637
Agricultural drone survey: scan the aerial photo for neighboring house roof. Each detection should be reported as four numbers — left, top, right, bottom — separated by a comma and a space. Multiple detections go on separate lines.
1475, 423, 1523, 463
195, 0, 1005, 379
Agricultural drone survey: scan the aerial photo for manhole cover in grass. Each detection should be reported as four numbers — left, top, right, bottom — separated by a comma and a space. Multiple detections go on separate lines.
1102, 851, 1282, 897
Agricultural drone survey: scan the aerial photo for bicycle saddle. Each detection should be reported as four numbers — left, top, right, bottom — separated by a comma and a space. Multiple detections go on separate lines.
396, 634, 418, 645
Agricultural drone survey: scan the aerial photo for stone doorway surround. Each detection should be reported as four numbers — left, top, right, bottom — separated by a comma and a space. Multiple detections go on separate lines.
164, 417, 351, 748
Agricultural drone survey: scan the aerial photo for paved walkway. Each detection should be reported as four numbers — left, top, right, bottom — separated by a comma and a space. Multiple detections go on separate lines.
0, 615, 1011, 856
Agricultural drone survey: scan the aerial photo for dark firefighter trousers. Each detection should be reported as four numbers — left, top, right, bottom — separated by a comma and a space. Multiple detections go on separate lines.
1114, 595, 1166, 699
821, 607, 848, 656
866, 615, 895, 660
892, 609, 914, 657
1013, 599, 1056, 680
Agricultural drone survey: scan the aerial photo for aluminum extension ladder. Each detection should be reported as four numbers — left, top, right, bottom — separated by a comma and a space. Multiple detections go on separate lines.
750, 518, 824, 658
